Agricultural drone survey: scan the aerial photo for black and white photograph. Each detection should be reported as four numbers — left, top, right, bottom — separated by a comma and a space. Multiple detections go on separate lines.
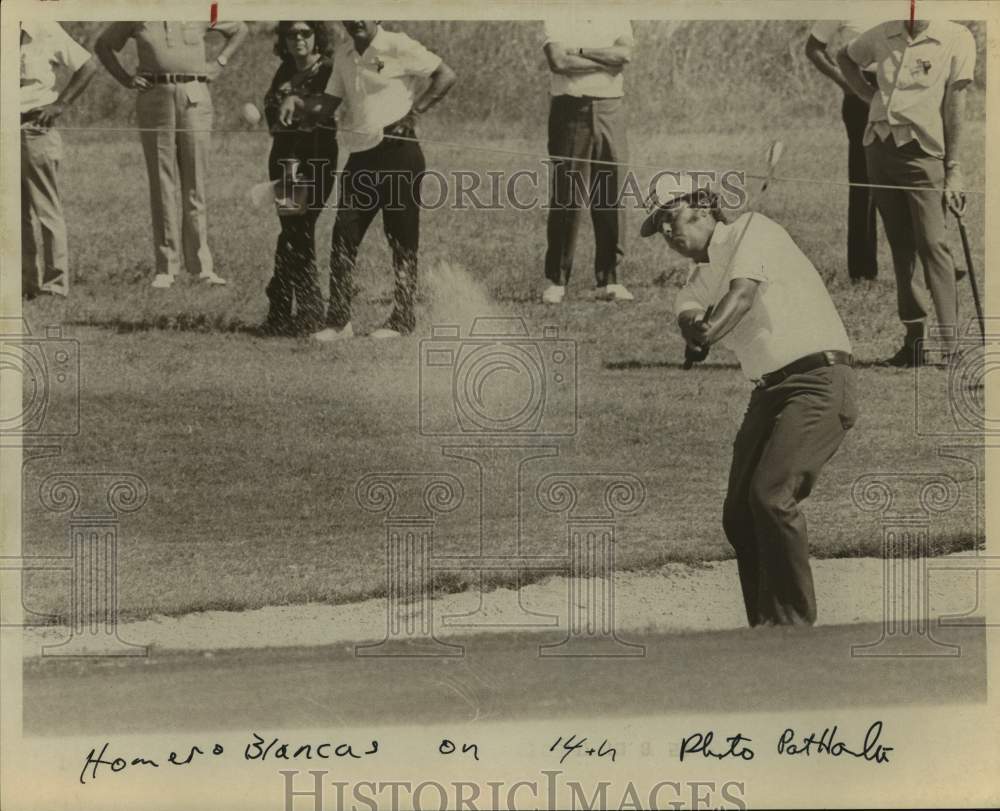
1, 1, 997, 808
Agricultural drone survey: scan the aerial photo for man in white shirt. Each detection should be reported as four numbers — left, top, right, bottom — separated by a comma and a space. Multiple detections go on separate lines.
838, 20, 976, 365
280, 21, 456, 340
541, 17, 634, 305
641, 178, 859, 626
20, 21, 96, 298
806, 19, 886, 282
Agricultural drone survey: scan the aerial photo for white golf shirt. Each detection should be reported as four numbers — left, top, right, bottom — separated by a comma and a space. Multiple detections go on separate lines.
542, 18, 633, 98
847, 20, 976, 159
20, 21, 91, 114
327, 26, 442, 153
809, 18, 889, 65
674, 213, 852, 381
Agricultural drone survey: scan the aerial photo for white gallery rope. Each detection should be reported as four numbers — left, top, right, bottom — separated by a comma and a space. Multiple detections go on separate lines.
29, 124, 988, 197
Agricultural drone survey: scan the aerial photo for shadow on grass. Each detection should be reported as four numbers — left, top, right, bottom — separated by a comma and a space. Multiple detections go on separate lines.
604, 359, 741, 371
61, 313, 254, 334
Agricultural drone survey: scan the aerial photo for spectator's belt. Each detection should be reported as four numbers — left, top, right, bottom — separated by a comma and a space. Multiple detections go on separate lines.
145, 73, 208, 84
755, 351, 853, 389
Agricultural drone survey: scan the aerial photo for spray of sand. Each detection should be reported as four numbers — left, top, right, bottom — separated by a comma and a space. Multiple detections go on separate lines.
422, 260, 508, 329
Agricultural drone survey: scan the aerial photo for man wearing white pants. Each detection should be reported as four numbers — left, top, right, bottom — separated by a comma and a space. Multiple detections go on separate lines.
96, 21, 247, 289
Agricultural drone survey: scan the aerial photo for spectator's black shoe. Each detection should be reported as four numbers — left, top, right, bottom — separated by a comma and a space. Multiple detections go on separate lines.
255, 317, 293, 337
879, 344, 923, 368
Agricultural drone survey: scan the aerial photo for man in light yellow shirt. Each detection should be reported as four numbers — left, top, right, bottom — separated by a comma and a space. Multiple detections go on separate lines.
839, 19, 975, 364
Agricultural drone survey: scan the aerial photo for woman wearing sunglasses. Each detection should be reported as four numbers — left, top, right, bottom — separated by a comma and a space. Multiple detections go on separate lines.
260, 21, 338, 336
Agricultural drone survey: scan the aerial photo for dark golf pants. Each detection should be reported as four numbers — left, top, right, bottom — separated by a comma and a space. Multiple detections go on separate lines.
723, 365, 858, 626
842, 91, 878, 280
327, 135, 424, 332
545, 94, 627, 287
866, 136, 959, 351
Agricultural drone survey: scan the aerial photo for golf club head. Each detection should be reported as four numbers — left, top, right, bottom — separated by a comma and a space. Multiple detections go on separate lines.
760, 140, 786, 192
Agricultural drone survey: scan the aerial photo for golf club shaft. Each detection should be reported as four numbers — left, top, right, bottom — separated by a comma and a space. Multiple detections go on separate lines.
955, 217, 985, 340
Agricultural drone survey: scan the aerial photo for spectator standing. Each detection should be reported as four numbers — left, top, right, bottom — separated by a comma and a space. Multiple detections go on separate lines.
95, 20, 248, 289
20, 21, 97, 298
260, 21, 339, 336
541, 17, 634, 304
280, 20, 456, 340
838, 20, 975, 365
806, 19, 886, 282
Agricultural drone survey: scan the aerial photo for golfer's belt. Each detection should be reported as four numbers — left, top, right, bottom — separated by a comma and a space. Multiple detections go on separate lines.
145, 73, 209, 84
756, 351, 853, 389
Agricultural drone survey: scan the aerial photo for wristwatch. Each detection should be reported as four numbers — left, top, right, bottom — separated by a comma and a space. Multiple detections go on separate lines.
216, 54, 229, 68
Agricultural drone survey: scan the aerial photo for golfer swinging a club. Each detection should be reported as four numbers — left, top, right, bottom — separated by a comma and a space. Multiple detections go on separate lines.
641, 171, 859, 626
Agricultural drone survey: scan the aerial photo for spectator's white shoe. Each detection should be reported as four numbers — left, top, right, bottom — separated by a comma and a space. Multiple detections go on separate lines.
151, 273, 175, 289
542, 284, 566, 305
370, 328, 403, 339
312, 323, 354, 342
199, 270, 228, 286
595, 283, 635, 301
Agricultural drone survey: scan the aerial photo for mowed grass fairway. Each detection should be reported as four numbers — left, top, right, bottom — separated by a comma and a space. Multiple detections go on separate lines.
18, 117, 986, 623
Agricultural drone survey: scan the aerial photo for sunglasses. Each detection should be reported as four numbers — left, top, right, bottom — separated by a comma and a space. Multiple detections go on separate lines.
286, 29, 315, 39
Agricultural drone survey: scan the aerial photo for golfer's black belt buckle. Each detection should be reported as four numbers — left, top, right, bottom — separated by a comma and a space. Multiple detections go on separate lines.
754, 351, 854, 389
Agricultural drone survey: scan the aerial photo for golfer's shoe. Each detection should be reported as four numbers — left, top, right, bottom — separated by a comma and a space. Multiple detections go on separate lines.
542, 284, 565, 305
312, 323, 354, 342
370, 327, 403, 339
151, 273, 176, 289
199, 270, 228, 286
595, 283, 635, 301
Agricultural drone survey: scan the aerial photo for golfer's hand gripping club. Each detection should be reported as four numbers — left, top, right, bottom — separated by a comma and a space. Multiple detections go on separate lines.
682, 306, 713, 369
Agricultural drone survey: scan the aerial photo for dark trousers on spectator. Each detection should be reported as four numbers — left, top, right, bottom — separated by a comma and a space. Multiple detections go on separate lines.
269, 209, 326, 333
327, 133, 424, 333
267, 129, 338, 334
722, 365, 858, 626
842, 91, 879, 280
865, 136, 959, 353
545, 94, 627, 287
21, 124, 69, 296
